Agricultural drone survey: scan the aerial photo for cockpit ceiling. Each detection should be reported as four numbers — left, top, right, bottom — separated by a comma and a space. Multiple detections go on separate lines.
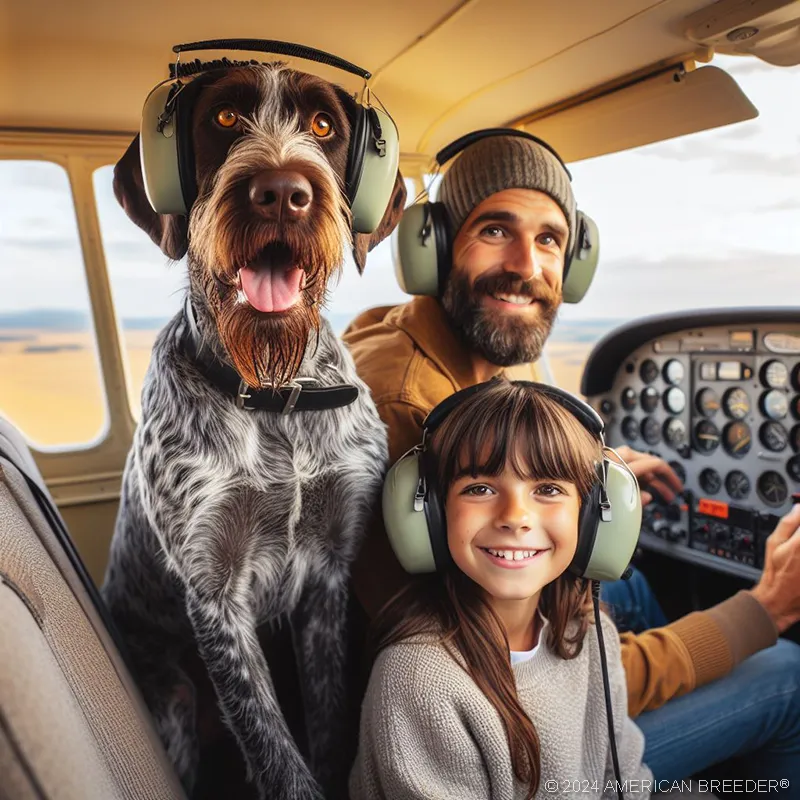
2, 0, 800, 161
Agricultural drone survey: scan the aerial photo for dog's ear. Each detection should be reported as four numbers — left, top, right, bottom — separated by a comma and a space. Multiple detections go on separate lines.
113, 135, 189, 261
352, 170, 407, 273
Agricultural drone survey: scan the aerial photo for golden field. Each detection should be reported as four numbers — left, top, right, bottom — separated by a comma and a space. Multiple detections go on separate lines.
0, 329, 158, 447
0, 331, 597, 448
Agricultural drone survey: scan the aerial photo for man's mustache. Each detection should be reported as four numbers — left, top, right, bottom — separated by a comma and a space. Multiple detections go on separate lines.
472, 272, 560, 306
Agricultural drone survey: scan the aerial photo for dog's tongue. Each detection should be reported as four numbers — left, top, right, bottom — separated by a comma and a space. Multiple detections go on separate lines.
239, 265, 304, 313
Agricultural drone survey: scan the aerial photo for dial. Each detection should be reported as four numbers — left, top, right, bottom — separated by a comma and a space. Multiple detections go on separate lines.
694, 420, 720, 454
621, 416, 639, 442
793, 363, 800, 392
757, 471, 788, 507
668, 460, 687, 484
787, 455, 800, 483
640, 359, 659, 384
760, 389, 789, 421
793, 395, 800, 420
760, 421, 788, 452
725, 470, 751, 500
641, 387, 660, 413
696, 388, 720, 418
641, 416, 661, 445
722, 388, 750, 420
723, 421, 752, 459
663, 387, 686, 414
621, 387, 637, 411
699, 468, 722, 495
792, 424, 800, 453
663, 359, 684, 385
761, 359, 789, 389
663, 418, 687, 449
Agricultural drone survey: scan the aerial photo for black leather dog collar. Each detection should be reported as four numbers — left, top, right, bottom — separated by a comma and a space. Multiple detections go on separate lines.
180, 302, 359, 414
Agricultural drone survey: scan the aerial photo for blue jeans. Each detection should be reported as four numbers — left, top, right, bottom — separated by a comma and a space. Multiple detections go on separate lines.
602, 569, 800, 794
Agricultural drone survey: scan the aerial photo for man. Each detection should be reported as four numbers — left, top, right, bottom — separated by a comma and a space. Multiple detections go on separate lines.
343, 132, 800, 783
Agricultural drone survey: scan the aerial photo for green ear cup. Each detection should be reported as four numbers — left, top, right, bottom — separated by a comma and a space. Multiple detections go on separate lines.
393, 203, 445, 296
382, 450, 438, 574
562, 212, 600, 304
581, 459, 642, 581
140, 80, 187, 215
349, 106, 401, 234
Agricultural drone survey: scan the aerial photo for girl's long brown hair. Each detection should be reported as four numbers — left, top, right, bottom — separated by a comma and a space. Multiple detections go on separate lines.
372, 381, 602, 799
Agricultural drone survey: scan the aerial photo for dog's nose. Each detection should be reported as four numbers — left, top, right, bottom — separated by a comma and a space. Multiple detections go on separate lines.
249, 170, 313, 221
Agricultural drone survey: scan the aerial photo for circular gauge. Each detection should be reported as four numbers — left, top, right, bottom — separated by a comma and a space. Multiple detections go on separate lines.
787, 455, 800, 483
699, 468, 722, 495
760, 421, 788, 452
694, 420, 720, 454
663, 418, 687, 449
792, 424, 800, 453
723, 421, 752, 459
621, 416, 639, 442
757, 471, 789, 507
663, 387, 686, 415
640, 359, 659, 384
641, 387, 660, 413
761, 359, 789, 389
641, 416, 661, 445
668, 460, 687, 484
621, 387, 637, 411
696, 388, 720, 418
722, 387, 750, 420
760, 389, 789, 421
793, 364, 800, 392
725, 470, 751, 500
663, 359, 684, 385
599, 399, 614, 416
793, 395, 800, 420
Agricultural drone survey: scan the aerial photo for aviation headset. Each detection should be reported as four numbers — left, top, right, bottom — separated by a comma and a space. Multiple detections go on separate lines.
138, 38, 400, 233
382, 379, 642, 582
393, 129, 600, 303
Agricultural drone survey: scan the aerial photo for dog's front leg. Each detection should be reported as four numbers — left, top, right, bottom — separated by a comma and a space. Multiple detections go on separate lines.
290, 571, 352, 799
185, 586, 324, 800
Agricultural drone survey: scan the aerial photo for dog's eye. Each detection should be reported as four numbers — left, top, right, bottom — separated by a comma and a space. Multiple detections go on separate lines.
215, 108, 239, 129
310, 113, 334, 138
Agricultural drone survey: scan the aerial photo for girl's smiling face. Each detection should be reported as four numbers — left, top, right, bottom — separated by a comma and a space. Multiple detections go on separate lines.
445, 457, 581, 603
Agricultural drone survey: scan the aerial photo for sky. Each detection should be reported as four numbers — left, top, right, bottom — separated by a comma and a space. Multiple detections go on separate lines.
1, 54, 799, 334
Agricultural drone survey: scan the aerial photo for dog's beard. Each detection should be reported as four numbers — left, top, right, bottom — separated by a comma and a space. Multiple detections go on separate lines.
441, 269, 561, 367
188, 129, 351, 388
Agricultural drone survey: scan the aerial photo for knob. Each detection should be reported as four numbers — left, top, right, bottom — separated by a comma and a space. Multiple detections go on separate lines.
667, 525, 685, 542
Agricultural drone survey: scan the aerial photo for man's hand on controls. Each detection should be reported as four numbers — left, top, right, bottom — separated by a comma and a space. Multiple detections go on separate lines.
749, 504, 800, 634
614, 446, 684, 506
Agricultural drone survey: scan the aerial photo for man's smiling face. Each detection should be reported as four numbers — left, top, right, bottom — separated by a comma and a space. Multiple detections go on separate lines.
442, 188, 568, 367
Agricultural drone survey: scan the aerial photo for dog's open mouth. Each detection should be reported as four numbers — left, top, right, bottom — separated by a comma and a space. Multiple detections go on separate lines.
237, 242, 304, 314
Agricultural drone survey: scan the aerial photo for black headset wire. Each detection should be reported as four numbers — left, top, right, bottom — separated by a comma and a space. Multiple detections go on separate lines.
592, 580, 625, 800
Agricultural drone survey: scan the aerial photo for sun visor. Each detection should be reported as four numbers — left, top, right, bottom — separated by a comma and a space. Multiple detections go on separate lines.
517, 64, 757, 164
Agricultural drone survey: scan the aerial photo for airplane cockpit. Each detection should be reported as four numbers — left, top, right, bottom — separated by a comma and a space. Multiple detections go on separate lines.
2, 0, 800, 798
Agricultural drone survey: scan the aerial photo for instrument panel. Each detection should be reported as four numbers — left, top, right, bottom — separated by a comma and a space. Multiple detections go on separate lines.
582, 310, 800, 580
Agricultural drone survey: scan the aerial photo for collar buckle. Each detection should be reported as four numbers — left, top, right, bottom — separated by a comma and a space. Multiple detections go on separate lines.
236, 380, 254, 410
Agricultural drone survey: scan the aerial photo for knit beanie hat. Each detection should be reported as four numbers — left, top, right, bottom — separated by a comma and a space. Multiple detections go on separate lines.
437, 134, 576, 250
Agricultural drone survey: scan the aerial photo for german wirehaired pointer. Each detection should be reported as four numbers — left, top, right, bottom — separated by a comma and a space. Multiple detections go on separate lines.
102, 60, 405, 799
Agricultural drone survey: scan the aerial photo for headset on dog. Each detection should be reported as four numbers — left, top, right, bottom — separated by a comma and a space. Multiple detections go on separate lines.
139, 38, 400, 233
382, 379, 641, 582
393, 128, 600, 303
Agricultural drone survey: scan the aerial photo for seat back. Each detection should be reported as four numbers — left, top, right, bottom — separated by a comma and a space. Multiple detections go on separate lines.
0, 418, 185, 800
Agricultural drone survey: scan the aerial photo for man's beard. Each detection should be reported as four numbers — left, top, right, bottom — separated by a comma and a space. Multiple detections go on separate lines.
441, 269, 561, 367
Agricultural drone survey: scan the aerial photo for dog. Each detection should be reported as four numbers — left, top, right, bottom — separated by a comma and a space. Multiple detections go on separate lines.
102, 60, 406, 800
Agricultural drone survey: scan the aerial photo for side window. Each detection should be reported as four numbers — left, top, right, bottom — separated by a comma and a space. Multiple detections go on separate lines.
0, 160, 107, 449
93, 165, 186, 420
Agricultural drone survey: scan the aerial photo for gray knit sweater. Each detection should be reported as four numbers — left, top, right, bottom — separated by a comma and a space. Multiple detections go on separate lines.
350, 613, 653, 800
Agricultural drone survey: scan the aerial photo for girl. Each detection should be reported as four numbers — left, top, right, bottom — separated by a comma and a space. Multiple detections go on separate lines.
349, 379, 653, 800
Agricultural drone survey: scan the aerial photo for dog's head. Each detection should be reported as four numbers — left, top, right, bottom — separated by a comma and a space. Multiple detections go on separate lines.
114, 63, 406, 388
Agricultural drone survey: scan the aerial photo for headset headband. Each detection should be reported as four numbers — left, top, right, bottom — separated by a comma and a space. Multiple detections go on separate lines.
435, 128, 572, 180
171, 39, 372, 80
422, 379, 604, 442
